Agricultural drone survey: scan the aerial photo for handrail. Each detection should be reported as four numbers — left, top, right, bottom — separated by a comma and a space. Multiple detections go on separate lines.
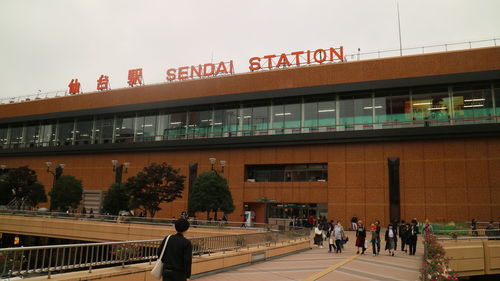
0, 209, 271, 230
0, 37, 498, 105
0, 227, 310, 279
437, 235, 500, 241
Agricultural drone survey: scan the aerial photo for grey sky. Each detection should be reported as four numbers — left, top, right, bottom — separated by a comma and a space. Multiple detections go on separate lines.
0, 0, 499, 100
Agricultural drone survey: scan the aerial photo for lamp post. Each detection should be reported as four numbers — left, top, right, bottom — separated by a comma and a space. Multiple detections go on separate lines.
208, 158, 226, 174
46, 162, 65, 185
112, 160, 130, 184
46, 162, 65, 211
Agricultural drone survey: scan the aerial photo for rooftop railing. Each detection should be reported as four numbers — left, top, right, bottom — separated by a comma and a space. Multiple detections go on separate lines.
0, 227, 310, 279
1, 37, 498, 105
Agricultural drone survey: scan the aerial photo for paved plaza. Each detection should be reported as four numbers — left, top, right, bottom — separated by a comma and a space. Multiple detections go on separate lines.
195, 231, 423, 281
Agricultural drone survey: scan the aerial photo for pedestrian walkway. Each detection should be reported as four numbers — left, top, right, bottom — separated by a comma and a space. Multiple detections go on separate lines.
194, 231, 423, 281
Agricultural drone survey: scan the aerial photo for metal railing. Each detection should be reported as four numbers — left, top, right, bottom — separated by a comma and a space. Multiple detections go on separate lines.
0, 228, 309, 279
0, 209, 271, 230
1, 37, 498, 105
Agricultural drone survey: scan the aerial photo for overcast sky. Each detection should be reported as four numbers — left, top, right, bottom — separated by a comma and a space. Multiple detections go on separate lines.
0, 0, 499, 100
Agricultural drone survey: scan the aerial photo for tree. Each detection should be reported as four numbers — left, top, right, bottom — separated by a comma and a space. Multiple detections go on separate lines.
49, 175, 83, 211
189, 171, 235, 220
0, 174, 12, 205
25, 182, 47, 208
125, 162, 185, 217
102, 183, 129, 215
1, 166, 47, 208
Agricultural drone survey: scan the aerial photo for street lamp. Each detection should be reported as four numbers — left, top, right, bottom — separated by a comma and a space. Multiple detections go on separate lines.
209, 158, 226, 174
46, 162, 65, 182
112, 160, 130, 184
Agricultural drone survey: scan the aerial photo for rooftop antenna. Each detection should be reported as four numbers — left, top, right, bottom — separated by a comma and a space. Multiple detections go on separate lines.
397, 1, 403, 56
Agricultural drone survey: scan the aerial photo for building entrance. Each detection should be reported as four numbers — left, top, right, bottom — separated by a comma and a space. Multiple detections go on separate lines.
269, 203, 327, 219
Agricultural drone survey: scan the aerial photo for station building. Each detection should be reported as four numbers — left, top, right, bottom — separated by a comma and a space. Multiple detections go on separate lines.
0, 46, 499, 225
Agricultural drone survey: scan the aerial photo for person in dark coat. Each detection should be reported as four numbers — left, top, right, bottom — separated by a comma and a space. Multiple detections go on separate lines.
355, 220, 366, 254
158, 219, 193, 281
408, 220, 419, 255
385, 224, 397, 256
399, 220, 407, 252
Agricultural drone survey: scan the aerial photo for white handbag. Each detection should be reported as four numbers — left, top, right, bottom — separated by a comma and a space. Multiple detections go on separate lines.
151, 235, 171, 280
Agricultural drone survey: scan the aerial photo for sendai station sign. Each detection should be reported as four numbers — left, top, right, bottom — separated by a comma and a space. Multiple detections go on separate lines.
66, 46, 344, 94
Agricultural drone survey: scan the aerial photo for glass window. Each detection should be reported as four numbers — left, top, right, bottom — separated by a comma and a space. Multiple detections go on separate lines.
272, 104, 285, 130
318, 100, 336, 130
75, 118, 93, 145
354, 94, 373, 130
166, 111, 186, 140
187, 109, 212, 139
412, 87, 450, 126
245, 163, 327, 182
304, 101, 318, 129
273, 99, 301, 133
115, 114, 135, 143
39, 121, 57, 147
252, 105, 269, 135
9, 126, 24, 148
338, 95, 354, 130
211, 110, 223, 137
0, 127, 9, 149
25, 123, 40, 147
57, 120, 75, 146
223, 108, 239, 137
374, 89, 412, 129
94, 116, 114, 144
452, 84, 493, 124
284, 103, 301, 131
136, 113, 157, 142
240, 107, 252, 135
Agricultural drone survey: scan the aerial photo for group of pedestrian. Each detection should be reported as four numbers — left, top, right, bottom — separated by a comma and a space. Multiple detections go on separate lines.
313, 220, 347, 253
319, 216, 424, 257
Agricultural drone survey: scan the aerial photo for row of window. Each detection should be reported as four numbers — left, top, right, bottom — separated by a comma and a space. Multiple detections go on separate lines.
0, 82, 499, 149
245, 164, 328, 182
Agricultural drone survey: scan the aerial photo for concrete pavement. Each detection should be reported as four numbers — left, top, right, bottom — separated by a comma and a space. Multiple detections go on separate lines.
194, 230, 423, 281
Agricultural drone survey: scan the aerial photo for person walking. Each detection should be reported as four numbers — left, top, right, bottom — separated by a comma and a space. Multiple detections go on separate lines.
355, 220, 366, 254
385, 224, 397, 256
422, 219, 433, 236
351, 215, 358, 231
370, 223, 380, 256
375, 220, 381, 253
158, 219, 192, 281
327, 221, 336, 253
471, 218, 478, 236
399, 220, 407, 252
314, 224, 324, 248
392, 220, 399, 250
334, 220, 345, 253
409, 220, 419, 255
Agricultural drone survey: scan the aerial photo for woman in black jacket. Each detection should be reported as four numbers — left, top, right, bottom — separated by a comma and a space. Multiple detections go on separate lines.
355, 220, 366, 254
385, 224, 397, 256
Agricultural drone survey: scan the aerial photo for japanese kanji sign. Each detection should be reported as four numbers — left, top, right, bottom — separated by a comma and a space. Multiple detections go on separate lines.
68, 79, 81, 94
128, 68, 143, 87
97, 75, 109, 91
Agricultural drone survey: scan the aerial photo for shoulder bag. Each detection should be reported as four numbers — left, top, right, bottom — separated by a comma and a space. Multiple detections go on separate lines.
151, 235, 171, 280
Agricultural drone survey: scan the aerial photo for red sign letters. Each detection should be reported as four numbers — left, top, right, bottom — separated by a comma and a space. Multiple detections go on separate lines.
166, 61, 234, 82
97, 75, 109, 91
68, 79, 81, 94
128, 68, 143, 87
248, 47, 344, 71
